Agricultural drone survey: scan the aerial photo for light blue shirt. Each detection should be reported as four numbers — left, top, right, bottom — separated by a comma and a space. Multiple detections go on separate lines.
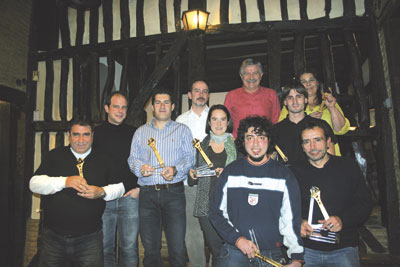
128, 118, 195, 186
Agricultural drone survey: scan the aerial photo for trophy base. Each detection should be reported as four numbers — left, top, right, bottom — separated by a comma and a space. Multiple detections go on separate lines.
194, 168, 216, 178
308, 224, 340, 244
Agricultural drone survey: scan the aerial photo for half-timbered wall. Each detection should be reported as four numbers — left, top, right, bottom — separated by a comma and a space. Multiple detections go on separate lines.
31, 0, 368, 217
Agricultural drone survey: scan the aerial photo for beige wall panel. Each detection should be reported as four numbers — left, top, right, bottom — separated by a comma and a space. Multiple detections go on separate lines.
144, 0, 161, 35
113, 0, 122, 41
36, 62, 46, 121
67, 58, 74, 121
207, 0, 220, 25
265, 0, 282, 21
245, 0, 260, 23
53, 60, 61, 121
98, 5, 105, 43
229, 0, 241, 24
355, 0, 365, 16
83, 10, 91, 45
287, 0, 300, 20
69, 8, 78, 46
330, 0, 344, 18
307, 0, 325, 19
129, 0, 137, 37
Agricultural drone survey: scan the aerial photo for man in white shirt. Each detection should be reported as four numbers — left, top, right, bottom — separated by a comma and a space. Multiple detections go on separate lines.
176, 80, 210, 267
30, 117, 124, 267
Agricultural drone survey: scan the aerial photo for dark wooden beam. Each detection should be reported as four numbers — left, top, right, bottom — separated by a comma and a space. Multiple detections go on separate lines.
44, 60, 54, 121
120, 0, 130, 40
257, 0, 265, 22
267, 29, 281, 91
188, 0, 206, 10
293, 32, 305, 78
72, 55, 81, 117
280, 0, 288, 21
40, 131, 49, 161
343, 0, 355, 17
220, 0, 229, 24
188, 33, 206, 86
55, 132, 65, 148
89, 8, 99, 44
239, 0, 247, 23
172, 56, 182, 119
89, 52, 100, 121
58, 1, 70, 48
136, 0, 145, 37
103, 0, 113, 42
120, 48, 129, 93
100, 50, 115, 119
128, 33, 187, 112
75, 9, 85, 46
0, 85, 26, 105
325, 0, 332, 18
59, 57, 69, 121
344, 31, 369, 128
299, 0, 308, 20
174, 0, 182, 32
159, 0, 168, 34
320, 33, 336, 89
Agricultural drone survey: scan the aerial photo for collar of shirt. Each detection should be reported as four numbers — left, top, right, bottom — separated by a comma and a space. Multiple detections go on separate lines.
70, 147, 92, 160
190, 105, 209, 118
150, 117, 173, 129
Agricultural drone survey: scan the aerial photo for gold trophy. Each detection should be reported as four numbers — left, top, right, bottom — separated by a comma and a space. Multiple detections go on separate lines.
147, 138, 165, 174
274, 144, 288, 163
249, 229, 285, 267
308, 186, 340, 244
192, 138, 217, 178
76, 158, 84, 177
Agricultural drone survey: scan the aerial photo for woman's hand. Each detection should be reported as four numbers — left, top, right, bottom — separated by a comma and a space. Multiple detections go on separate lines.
215, 168, 224, 177
309, 111, 322, 119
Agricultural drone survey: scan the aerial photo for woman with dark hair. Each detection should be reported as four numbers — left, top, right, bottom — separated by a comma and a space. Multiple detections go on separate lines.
188, 104, 237, 265
279, 71, 350, 155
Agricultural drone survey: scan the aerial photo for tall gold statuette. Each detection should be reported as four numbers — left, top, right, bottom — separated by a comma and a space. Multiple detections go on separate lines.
76, 158, 84, 177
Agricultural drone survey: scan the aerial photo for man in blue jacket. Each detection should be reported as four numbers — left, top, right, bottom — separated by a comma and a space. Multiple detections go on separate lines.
209, 116, 304, 267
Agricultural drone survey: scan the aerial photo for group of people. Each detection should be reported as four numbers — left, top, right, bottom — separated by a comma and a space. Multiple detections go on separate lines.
30, 58, 372, 267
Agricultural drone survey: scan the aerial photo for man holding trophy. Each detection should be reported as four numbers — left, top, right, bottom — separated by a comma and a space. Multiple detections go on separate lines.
128, 88, 195, 267
290, 120, 373, 267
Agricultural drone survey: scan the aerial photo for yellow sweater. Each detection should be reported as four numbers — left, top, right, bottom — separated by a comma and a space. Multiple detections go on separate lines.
278, 103, 350, 156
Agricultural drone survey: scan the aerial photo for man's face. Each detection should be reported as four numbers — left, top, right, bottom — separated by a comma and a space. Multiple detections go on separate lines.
105, 94, 128, 125
284, 89, 307, 114
244, 127, 269, 162
188, 81, 209, 107
240, 65, 263, 92
152, 94, 175, 122
301, 127, 331, 163
68, 125, 93, 154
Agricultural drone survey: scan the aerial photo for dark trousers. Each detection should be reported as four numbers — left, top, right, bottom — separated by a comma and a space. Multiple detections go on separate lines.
39, 228, 104, 267
139, 185, 186, 267
198, 215, 223, 266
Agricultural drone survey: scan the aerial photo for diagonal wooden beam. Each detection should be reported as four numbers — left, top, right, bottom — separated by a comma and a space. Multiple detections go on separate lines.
128, 33, 188, 113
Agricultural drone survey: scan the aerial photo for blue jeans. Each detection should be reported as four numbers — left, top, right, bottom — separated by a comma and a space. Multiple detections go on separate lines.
304, 247, 360, 267
102, 196, 139, 267
139, 185, 186, 267
39, 227, 103, 267
185, 185, 206, 267
217, 243, 285, 267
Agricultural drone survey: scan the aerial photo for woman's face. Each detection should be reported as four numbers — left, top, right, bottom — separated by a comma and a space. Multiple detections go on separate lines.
209, 109, 228, 136
300, 73, 319, 97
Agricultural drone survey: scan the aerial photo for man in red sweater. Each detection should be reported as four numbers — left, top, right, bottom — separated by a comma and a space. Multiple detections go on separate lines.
224, 58, 281, 138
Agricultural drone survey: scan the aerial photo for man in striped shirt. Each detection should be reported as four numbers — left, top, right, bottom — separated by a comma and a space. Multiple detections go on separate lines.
128, 87, 195, 267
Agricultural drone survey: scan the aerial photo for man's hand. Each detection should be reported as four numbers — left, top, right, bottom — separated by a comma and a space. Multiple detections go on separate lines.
301, 220, 313, 238
161, 166, 176, 181
124, 187, 140, 198
319, 215, 343, 232
66, 175, 88, 193
140, 164, 155, 176
189, 169, 197, 180
77, 185, 104, 199
236, 238, 258, 259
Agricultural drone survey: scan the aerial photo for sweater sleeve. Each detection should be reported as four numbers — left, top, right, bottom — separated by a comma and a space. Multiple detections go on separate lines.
270, 90, 281, 124
209, 169, 242, 246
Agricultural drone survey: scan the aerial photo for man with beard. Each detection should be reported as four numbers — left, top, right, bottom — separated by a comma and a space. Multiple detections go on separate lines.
290, 120, 372, 267
224, 58, 281, 138
209, 116, 304, 267
176, 80, 210, 267
272, 82, 336, 165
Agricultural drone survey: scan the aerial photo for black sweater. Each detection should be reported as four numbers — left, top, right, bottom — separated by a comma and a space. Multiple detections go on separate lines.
93, 121, 138, 191
35, 146, 121, 235
290, 156, 373, 251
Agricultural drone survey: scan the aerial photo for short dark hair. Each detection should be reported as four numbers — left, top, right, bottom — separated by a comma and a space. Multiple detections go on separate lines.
299, 119, 331, 141
190, 80, 210, 93
68, 116, 94, 132
105, 91, 128, 106
205, 104, 233, 134
235, 116, 273, 155
281, 80, 308, 100
151, 87, 174, 105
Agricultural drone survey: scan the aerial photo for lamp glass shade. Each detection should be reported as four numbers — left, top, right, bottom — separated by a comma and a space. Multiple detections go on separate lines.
182, 9, 209, 31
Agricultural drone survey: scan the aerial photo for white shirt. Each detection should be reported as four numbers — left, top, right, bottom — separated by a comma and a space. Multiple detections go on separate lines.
176, 106, 209, 141
176, 106, 209, 185
29, 147, 124, 201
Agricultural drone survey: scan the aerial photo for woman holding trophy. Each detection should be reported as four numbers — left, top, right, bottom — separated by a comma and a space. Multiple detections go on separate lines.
188, 104, 237, 265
